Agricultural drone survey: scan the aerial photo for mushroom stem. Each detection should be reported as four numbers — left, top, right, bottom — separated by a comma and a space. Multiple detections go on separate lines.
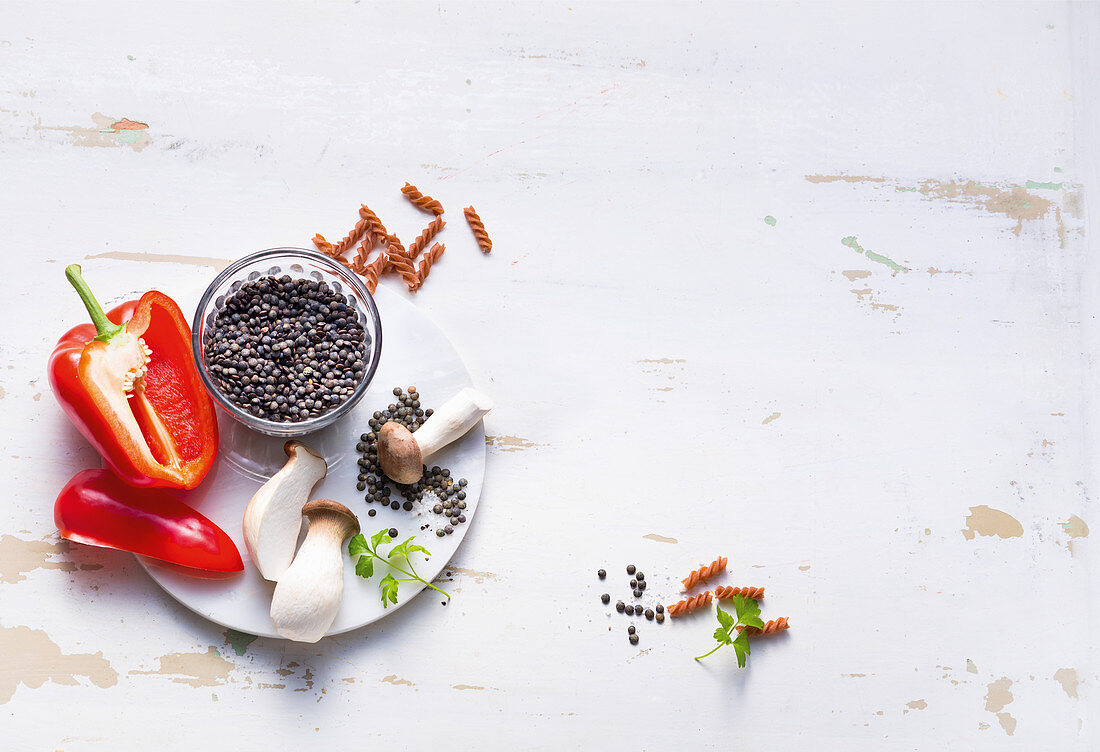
270, 499, 359, 643
414, 387, 493, 459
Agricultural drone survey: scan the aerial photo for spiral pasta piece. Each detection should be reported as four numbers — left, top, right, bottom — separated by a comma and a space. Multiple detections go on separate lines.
737, 617, 790, 636
406, 217, 446, 262
349, 236, 375, 274
412, 243, 446, 291
666, 591, 713, 618
312, 233, 335, 255
463, 206, 492, 254
386, 253, 420, 291
362, 252, 388, 294
712, 585, 764, 600
401, 182, 445, 215
680, 556, 727, 592
332, 216, 371, 257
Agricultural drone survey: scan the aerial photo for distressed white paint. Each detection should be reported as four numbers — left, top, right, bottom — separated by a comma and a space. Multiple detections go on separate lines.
0, 2, 1097, 750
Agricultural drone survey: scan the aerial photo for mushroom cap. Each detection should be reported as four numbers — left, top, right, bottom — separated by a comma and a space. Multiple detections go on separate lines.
302, 499, 360, 540
284, 440, 328, 477
377, 422, 423, 484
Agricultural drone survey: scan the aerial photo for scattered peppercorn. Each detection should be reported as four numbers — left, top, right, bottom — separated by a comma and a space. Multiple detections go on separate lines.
598, 569, 606, 579
388, 528, 398, 538
601, 593, 610, 604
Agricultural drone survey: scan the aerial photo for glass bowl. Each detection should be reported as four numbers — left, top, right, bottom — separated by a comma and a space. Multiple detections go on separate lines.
191, 247, 382, 437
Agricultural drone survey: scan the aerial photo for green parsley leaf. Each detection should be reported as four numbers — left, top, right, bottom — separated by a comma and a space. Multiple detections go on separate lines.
742, 615, 766, 631
379, 573, 400, 608
715, 605, 735, 630
713, 626, 733, 644
370, 528, 391, 549
348, 534, 370, 558
731, 631, 751, 668
355, 556, 374, 579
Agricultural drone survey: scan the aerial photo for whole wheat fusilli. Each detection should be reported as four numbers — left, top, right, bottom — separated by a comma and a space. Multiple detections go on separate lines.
681, 556, 727, 592
412, 243, 446, 291
463, 206, 492, 254
737, 617, 790, 636
312, 233, 336, 255
712, 585, 764, 600
362, 252, 388, 294
406, 217, 446, 262
666, 591, 713, 618
401, 182, 444, 215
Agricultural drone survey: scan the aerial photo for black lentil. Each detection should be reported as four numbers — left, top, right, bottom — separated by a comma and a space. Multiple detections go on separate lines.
615, 601, 626, 613
601, 593, 610, 604
636, 572, 644, 582
655, 604, 664, 614
633, 588, 642, 598
629, 633, 639, 646
625, 605, 635, 616
388, 528, 398, 538
627, 625, 636, 635
645, 608, 654, 620
629, 579, 637, 589
367, 509, 376, 517
626, 564, 636, 575
204, 275, 368, 422
656, 612, 665, 624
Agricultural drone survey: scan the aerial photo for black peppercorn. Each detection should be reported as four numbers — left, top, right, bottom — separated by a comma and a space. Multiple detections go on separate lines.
598, 568, 607, 579
388, 528, 398, 538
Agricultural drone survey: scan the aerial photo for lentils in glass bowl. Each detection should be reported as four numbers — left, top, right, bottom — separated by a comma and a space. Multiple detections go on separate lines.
192, 248, 382, 437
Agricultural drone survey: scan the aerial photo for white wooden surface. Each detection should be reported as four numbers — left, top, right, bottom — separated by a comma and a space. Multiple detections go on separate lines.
1, 2, 1096, 749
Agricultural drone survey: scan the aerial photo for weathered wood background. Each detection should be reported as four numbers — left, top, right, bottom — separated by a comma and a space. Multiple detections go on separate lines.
1, 2, 1096, 749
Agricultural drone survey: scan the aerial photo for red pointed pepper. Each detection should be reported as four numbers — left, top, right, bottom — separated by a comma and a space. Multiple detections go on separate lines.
56, 469, 242, 572
49, 265, 218, 489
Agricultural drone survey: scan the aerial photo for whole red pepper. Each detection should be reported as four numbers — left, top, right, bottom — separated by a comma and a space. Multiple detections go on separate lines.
56, 468, 242, 573
49, 265, 218, 489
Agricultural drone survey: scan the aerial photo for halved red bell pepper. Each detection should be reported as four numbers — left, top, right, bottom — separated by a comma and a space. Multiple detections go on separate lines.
56, 468, 243, 573
49, 265, 218, 489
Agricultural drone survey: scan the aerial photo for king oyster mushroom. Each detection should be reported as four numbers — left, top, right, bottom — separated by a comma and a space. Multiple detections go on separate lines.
270, 499, 360, 643
377, 387, 493, 484
243, 441, 327, 581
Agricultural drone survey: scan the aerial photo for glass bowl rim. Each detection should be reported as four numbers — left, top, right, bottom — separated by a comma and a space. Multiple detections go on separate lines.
190, 246, 383, 436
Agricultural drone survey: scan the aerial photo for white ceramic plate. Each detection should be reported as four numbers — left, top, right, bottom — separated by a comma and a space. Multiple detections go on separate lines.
139, 284, 485, 638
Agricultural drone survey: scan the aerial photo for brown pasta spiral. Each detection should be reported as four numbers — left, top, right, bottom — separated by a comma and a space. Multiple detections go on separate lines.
401, 182, 445, 215
331, 217, 371, 257
463, 206, 492, 254
737, 617, 790, 636
349, 236, 374, 274
362, 252, 388, 294
681, 556, 727, 592
666, 591, 713, 618
712, 585, 764, 600
312, 233, 335, 255
412, 243, 446, 291
406, 216, 446, 262
386, 253, 420, 291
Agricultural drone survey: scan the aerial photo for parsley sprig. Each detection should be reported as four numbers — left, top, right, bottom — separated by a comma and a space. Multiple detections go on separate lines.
348, 529, 450, 608
694, 594, 765, 667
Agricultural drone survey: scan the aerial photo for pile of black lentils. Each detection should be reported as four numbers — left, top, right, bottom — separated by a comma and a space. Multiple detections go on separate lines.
599, 564, 664, 646
356, 386, 469, 536
204, 275, 368, 422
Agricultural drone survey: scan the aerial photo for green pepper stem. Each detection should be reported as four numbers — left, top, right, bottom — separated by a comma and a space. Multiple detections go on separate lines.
65, 264, 125, 342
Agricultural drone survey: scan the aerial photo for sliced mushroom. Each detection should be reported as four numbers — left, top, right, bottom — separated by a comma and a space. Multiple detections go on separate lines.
377, 387, 492, 483
269, 499, 359, 643
242, 441, 327, 581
